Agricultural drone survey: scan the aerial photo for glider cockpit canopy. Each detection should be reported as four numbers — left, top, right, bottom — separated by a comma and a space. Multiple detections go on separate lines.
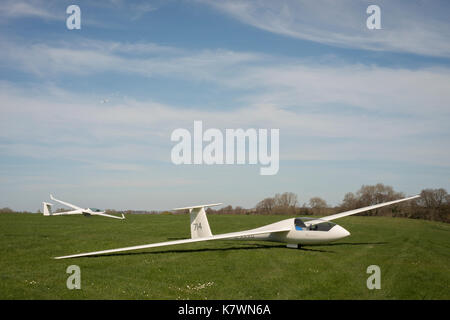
294, 217, 336, 231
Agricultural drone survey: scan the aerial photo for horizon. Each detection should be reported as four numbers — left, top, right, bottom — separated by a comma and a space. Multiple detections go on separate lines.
2, 185, 427, 213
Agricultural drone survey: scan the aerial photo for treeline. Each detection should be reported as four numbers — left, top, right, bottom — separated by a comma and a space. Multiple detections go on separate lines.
0, 207, 34, 214
206, 184, 450, 223
2, 184, 449, 223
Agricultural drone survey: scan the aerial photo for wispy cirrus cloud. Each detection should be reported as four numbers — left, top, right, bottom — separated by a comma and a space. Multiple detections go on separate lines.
0, 37, 265, 80
233, 63, 450, 117
199, 0, 450, 58
1, 68, 449, 168
2, 36, 450, 119
0, 0, 60, 21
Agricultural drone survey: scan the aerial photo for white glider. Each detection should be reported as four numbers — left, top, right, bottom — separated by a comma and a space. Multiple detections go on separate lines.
54, 195, 419, 259
43, 194, 125, 220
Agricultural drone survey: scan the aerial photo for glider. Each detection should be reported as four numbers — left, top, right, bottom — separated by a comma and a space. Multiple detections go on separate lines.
54, 195, 419, 259
43, 194, 125, 220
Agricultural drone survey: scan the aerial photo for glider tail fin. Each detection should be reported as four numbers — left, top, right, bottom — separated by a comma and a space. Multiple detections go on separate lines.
190, 206, 213, 239
42, 202, 53, 216
173, 203, 222, 239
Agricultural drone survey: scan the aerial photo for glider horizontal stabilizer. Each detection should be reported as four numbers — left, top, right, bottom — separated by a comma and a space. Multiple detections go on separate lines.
51, 210, 84, 215
93, 212, 126, 220
173, 203, 223, 211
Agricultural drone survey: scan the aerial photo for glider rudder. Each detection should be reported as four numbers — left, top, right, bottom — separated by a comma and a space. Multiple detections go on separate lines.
173, 203, 222, 239
42, 202, 53, 216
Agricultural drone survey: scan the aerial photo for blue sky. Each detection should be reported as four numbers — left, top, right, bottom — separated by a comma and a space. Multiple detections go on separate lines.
1, 0, 449, 211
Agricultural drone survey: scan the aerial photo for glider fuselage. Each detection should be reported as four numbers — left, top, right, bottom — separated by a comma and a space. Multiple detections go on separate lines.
230, 217, 350, 245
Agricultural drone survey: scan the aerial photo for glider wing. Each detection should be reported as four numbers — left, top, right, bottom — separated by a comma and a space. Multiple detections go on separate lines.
50, 194, 83, 211
54, 226, 290, 259
307, 195, 420, 225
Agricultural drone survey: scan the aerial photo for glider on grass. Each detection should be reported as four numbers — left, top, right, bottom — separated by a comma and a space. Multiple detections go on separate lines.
54, 195, 419, 259
43, 194, 125, 220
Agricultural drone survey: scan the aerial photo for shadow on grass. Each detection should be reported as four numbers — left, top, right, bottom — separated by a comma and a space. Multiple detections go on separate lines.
298, 241, 388, 253
82, 241, 387, 258
323, 241, 388, 246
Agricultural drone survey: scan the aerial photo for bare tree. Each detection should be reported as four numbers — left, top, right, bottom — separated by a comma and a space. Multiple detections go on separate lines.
341, 192, 359, 210
309, 197, 328, 214
274, 192, 298, 208
217, 205, 233, 214
418, 188, 448, 209
234, 206, 244, 215
356, 183, 404, 206
340, 183, 404, 216
256, 197, 276, 214
256, 192, 299, 214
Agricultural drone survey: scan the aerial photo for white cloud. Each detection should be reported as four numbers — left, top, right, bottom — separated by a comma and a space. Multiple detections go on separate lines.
129, 2, 158, 21
3, 37, 450, 119
0, 0, 60, 21
234, 63, 450, 117
199, 0, 450, 58
1, 75, 449, 168
1, 36, 449, 171
0, 38, 264, 80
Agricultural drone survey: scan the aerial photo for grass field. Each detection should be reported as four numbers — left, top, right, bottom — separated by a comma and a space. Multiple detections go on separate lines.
0, 213, 448, 299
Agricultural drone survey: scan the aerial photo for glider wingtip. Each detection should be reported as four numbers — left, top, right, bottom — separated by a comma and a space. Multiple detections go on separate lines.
54, 255, 75, 260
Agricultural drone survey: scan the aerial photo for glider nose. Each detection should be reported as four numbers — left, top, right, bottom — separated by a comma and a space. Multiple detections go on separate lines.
336, 226, 351, 238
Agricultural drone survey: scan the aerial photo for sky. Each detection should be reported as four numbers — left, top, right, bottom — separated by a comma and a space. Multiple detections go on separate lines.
1, 0, 449, 211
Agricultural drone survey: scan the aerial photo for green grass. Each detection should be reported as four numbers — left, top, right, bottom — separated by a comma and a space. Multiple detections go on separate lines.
0, 213, 448, 299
